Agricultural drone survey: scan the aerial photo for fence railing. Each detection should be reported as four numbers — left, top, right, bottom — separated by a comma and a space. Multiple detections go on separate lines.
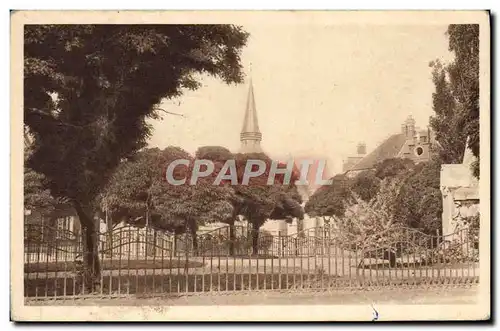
24, 223, 479, 301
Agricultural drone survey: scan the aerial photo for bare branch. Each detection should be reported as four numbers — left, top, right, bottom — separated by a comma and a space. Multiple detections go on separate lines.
153, 107, 186, 117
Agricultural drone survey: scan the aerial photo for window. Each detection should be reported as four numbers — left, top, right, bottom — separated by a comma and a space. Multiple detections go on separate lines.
420, 136, 427, 143
415, 146, 424, 156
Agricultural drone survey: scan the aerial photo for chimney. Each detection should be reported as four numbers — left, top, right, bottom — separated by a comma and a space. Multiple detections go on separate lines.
357, 142, 366, 155
406, 115, 416, 138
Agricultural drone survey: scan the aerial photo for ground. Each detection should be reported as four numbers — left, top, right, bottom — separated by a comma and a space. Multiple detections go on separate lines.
26, 284, 479, 306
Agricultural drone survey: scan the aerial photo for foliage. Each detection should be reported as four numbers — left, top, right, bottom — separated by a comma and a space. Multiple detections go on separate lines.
429, 24, 479, 177
350, 170, 381, 202
433, 212, 479, 264
337, 178, 405, 252
101, 146, 235, 234
24, 145, 61, 213
374, 158, 415, 180
304, 174, 350, 218
305, 158, 416, 219
193, 146, 304, 254
100, 148, 163, 225
24, 24, 248, 288
24, 167, 59, 214
25, 25, 248, 208
199, 229, 274, 255
394, 160, 443, 235
196, 147, 304, 228
429, 60, 467, 164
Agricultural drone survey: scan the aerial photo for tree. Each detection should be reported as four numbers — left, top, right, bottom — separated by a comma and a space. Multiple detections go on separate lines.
304, 174, 351, 223
374, 158, 415, 180
337, 178, 405, 268
231, 152, 304, 255
430, 24, 479, 177
24, 167, 58, 215
429, 60, 467, 164
102, 146, 235, 255
350, 170, 381, 202
394, 160, 443, 235
24, 25, 249, 291
194, 146, 239, 254
196, 148, 304, 255
152, 146, 235, 255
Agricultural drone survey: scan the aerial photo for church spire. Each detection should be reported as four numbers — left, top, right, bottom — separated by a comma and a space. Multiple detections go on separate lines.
240, 78, 263, 153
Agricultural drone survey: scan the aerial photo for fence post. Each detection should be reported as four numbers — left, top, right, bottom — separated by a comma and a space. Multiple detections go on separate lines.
278, 231, 282, 257
436, 229, 441, 279
295, 237, 298, 256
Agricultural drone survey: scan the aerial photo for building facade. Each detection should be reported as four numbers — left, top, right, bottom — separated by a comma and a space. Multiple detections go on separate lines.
343, 115, 435, 177
440, 141, 479, 237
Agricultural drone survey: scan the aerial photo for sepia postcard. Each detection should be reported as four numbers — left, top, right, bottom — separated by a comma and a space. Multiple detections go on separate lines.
11, 10, 490, 321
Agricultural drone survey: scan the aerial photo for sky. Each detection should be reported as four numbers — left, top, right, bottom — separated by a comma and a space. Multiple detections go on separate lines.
147, 24, 454, 177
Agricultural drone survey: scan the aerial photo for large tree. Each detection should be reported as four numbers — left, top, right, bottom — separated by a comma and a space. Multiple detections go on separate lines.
304, 174, 351, 223
394, 160, 443, 235
429, 24, 479, 177
24, 25, 248, 291
350, 170, 381, 202
374, 158, 415, 180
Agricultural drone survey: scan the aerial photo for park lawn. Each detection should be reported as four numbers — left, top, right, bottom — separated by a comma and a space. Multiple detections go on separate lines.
25, 259, 204, 273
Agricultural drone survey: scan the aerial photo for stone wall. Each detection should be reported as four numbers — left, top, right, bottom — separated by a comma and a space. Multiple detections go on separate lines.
440, 144, 479, 237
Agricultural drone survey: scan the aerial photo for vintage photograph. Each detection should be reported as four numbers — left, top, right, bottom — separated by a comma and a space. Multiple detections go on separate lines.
11, 10, 490, 321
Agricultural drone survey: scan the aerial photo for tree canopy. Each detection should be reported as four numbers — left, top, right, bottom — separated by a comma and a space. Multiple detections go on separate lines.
350, 170, 381, 202
374, 158, 415, 180
305, 158, 416, 219
304, 174, 350, 220
394, 160, 443, 235
429, 24, 479, 177
24, 24, 249, 290
25, 24, 248, 215
193, 146, 304, 254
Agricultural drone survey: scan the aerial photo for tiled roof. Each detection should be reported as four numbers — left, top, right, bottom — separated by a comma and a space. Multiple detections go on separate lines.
347, 133, 407, 172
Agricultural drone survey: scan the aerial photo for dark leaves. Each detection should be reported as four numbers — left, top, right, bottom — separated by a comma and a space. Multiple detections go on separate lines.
24, 24, 249, 206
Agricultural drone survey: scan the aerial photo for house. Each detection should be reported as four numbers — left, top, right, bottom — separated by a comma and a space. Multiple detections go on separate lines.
343, 115, 435, 178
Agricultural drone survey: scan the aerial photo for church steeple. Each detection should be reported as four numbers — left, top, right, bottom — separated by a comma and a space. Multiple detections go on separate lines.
240, 78, 263, 153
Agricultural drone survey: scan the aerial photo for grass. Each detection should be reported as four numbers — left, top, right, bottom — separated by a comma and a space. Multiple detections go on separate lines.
25, 259, 204, 273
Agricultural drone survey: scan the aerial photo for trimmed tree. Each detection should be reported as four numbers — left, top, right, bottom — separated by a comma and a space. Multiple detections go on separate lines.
232, 152, 304, 255
152, 146, 234, 255
304, 174, 351, 224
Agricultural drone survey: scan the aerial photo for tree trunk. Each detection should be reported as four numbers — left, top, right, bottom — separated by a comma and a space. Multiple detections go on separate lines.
105, 211, 113, 257
46, 216, 57, 256
251, 222, 259, 255
190, 226, 198, 256
297, 217, 304, 237
228, 219, 235, 256
152, 229, 158, 257
73, 202, 101, 293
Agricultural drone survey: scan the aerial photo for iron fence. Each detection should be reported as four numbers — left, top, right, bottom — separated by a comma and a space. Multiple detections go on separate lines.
24, 222, 479, 301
